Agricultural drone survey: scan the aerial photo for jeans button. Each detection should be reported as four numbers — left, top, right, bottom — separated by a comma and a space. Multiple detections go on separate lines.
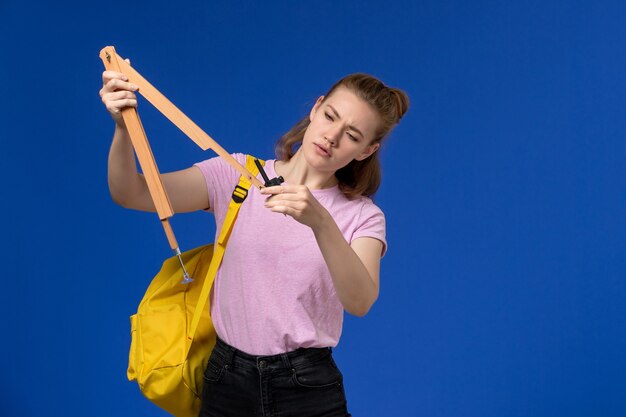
259, 360, 267, 369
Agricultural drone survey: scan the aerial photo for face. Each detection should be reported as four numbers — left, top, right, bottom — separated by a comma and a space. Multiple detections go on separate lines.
301, 86, 381, 174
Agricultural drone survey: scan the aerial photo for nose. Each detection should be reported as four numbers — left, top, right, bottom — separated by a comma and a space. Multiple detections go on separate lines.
324, 126, 342, 146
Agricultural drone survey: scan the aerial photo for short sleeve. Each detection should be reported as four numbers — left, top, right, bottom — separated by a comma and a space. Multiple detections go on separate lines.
352, 200, 387, 257
193, 152, 246, 221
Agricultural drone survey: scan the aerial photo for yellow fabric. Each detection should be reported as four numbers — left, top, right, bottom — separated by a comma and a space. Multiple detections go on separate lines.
127, 155, 263, 417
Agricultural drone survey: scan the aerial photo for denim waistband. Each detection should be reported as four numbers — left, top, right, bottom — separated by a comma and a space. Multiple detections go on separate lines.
212, 336, 333, 371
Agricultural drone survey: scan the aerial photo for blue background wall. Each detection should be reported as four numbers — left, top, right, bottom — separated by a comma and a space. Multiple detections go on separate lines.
0, 1, 625, 416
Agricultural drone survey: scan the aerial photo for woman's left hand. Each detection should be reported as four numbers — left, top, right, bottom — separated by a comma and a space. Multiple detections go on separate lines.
261, 185, 330, 229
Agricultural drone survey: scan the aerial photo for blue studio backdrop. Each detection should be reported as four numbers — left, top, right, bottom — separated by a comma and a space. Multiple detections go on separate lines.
0, 1, 625, 416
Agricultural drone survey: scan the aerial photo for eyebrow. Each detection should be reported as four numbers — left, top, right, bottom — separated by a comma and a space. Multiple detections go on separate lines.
327, 104, 365, 139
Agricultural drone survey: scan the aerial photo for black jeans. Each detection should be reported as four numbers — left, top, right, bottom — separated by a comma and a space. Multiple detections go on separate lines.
199, 337, 351, 417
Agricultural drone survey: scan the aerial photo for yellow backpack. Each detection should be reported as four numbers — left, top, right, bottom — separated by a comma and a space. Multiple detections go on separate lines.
126, 155, 262, 417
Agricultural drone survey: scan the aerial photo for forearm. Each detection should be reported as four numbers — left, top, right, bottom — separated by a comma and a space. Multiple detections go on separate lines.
312, 213, 379, 317
260, 184, 381, 315
107, 123, 150, 208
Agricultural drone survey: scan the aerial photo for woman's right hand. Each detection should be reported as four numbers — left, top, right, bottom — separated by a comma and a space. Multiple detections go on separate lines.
102, 59, 210, 214
99, 60, 139, 125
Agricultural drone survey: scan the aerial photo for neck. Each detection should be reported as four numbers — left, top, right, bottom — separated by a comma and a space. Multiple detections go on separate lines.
274, 150, 338, 190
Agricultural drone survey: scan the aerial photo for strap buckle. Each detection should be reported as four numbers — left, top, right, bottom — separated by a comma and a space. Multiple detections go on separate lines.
231, 184, 249, 203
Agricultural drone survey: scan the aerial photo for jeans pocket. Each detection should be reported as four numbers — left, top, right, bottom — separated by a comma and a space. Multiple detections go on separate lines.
291, 355, 343, 389
203, 353, 226, 383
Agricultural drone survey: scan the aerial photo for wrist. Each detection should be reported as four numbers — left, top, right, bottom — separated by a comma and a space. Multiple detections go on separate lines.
114, 118, 127, 129
311, 208, 335, 235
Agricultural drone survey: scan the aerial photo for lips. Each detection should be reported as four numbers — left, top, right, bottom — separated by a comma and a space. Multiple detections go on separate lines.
314, 143, 331, 157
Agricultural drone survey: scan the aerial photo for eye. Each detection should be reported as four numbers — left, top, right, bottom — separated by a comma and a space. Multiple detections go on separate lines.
347, 132, 359, 142
324, 112, 334, 121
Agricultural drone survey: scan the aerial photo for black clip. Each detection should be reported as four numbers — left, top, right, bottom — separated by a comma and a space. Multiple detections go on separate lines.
254, 159, 284, 187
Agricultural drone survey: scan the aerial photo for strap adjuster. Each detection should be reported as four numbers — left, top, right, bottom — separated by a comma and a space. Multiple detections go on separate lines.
232, 184, 248, 203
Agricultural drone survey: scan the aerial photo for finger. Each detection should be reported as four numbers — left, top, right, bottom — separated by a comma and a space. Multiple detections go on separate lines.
265, 199, 306, 214
102, 70, 128, 84
259, 186, 282, 195
101, 89, 137, 102
106, 99, 138, 112
103, 89, 137, 99
105, 78, 139, 93
260, 185, 303, 195
264, 193, 303, 203
264, 196, 292, 207
125, 58, 131, 65
267, 205, 292, 217
102, 90, 137, 103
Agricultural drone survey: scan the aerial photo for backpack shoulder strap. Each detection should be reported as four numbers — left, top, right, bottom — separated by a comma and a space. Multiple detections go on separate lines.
217, 155, 263, 245
187, 155, 262, 343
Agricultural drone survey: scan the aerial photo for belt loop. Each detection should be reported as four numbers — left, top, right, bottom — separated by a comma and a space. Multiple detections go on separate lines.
280, 353, 293, 370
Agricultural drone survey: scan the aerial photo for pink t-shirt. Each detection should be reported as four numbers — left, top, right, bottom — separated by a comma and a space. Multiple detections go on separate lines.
193, 153, 386, 355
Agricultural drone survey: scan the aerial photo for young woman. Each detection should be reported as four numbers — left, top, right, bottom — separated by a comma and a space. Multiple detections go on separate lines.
100, 69, 408, 417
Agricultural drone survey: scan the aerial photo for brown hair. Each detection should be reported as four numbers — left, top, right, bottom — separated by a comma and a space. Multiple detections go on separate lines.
275, 73, 409, 198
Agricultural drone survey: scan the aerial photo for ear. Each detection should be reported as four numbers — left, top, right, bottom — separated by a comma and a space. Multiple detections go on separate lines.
309, 96, 325, 122
355, 142, 380, 161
